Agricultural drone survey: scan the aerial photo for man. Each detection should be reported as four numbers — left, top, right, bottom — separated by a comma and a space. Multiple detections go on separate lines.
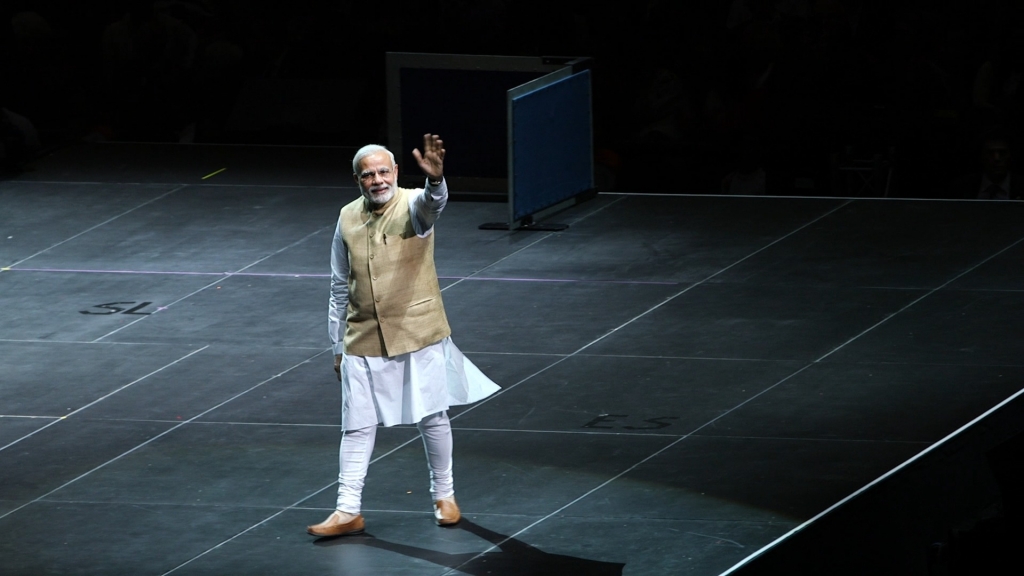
951, 130, 1021, 200
975, 133, 1019, 200
307, 134, 499, 538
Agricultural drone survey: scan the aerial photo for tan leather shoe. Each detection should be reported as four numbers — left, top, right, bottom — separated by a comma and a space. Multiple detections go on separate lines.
306, 511, 365, 537
433, 497, 461, 526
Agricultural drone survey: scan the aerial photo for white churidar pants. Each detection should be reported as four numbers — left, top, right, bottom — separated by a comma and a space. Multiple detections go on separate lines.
336, 411, 453, 513
335, 337, 498, 513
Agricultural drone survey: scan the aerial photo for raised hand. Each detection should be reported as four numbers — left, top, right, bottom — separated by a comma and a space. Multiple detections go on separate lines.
412, 133, 445, 181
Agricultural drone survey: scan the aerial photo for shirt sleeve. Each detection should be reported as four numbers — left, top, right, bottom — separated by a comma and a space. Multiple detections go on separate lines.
328, 217, 349, 355
410, 177, 448, 237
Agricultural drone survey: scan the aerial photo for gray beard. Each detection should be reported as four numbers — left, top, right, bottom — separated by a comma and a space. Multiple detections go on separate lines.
362, 184, 395, 207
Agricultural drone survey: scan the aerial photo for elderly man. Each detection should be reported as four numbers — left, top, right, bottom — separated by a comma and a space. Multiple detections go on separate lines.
951, 130, 1022, 200
307, 134, 499, 538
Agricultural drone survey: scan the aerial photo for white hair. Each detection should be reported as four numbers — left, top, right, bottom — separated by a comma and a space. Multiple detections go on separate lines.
352, 145, 395, 174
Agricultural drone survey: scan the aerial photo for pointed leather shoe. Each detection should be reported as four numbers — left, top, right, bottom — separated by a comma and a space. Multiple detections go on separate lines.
434, 497, 461, 526
306, 511, 365, 537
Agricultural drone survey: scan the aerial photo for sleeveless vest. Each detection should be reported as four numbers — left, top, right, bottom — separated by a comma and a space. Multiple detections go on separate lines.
339, 187, 451, 357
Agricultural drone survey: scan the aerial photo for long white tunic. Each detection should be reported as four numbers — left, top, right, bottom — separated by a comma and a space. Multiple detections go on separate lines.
329, 179, 499, 429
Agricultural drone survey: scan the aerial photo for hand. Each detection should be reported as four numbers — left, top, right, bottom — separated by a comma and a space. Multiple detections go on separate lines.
412, 133, 445, 181
334, 354, 342, 381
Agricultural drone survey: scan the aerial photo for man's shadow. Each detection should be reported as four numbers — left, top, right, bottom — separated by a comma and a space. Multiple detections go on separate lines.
314, 518, 625, 576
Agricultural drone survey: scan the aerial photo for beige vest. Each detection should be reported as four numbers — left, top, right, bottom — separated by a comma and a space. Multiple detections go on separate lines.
339, 187, 451, 357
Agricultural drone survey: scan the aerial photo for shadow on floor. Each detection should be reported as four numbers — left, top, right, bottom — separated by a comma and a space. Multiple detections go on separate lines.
314, 518, 625, 575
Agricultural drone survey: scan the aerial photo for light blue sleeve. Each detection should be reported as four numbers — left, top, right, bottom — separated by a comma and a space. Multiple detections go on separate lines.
328, 217, 349, 355
410, 178, 448, 237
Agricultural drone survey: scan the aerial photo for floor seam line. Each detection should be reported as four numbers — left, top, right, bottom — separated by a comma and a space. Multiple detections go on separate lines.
719, 384, 1024, 574
91, 222, 336, 342
7, 184, 186, 269
0, 346, 209, 454
815, 233, 1024, 362
0, 348, 329, 524
567, 200, 855, 357
708, 235, 1024, 573
440, 361, 824, 575
442, 196, 629, 293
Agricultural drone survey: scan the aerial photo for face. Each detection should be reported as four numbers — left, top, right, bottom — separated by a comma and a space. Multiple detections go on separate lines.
354, 151, 398, 205
982, 139, 1011, 180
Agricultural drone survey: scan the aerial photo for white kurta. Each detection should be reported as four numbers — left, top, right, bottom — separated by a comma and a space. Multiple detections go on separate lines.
329, 179, 500, 430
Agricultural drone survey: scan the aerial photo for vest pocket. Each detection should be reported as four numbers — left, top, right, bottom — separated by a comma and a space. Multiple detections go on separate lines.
407, 297, 434, 309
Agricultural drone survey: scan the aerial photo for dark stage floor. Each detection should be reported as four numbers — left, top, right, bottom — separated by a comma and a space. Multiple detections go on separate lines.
2, 143, 1023, 575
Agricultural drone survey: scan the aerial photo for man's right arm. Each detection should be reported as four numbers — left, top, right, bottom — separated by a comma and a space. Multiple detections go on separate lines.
328, 218, 349, 379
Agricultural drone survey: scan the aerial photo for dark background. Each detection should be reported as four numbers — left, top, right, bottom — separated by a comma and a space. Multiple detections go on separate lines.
2, 0, 1022, 197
